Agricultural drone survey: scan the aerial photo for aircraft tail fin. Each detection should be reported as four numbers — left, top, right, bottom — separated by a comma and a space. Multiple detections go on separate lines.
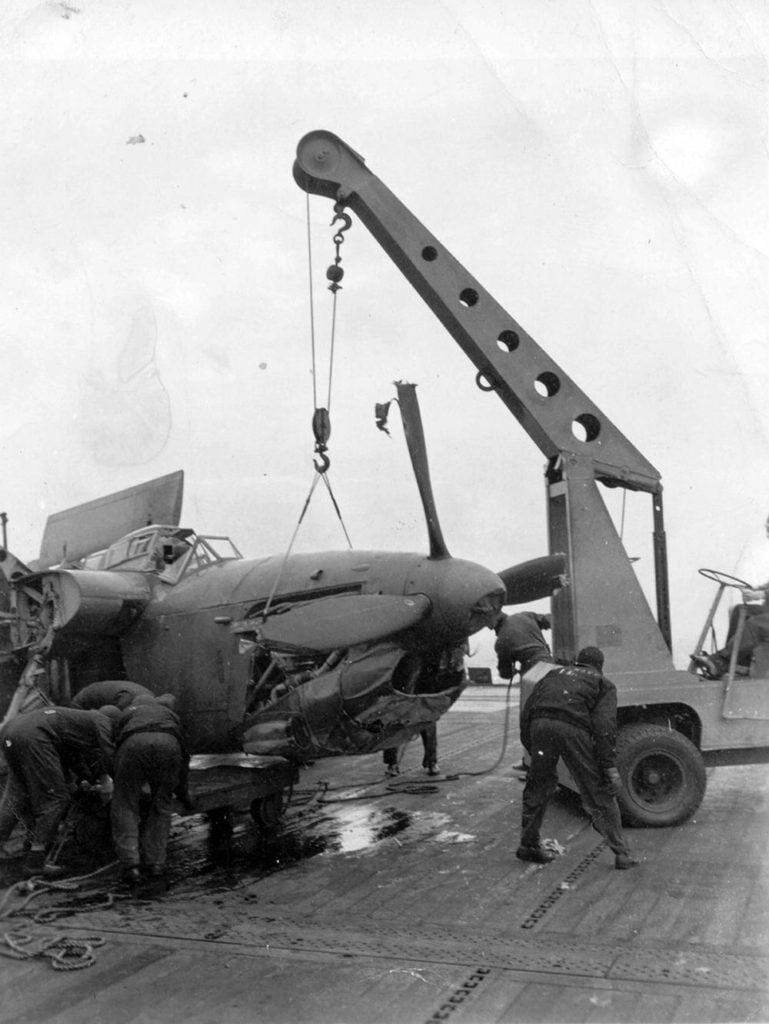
34, 470, 184, 570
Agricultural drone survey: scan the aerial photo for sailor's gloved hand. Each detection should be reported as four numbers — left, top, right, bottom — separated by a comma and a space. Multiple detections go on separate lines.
87, 774, 114, 804
604, 767, 622, 796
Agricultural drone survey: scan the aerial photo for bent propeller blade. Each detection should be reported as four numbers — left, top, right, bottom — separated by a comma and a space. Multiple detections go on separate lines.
394, 381, 450, 560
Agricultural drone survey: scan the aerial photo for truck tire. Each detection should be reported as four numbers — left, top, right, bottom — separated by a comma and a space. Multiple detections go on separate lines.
616, 723, 706, 827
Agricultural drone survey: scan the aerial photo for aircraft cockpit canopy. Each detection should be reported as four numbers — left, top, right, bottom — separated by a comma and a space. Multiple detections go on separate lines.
82, 526, 242, 583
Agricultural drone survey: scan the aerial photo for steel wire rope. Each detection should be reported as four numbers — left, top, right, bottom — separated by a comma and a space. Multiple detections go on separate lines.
325, 260, 339, 416
261, 197, 353, 617
262, 471, 322, 619
311, 197, 352, 544
319, 472, 353, 549
306, 193, 319, 412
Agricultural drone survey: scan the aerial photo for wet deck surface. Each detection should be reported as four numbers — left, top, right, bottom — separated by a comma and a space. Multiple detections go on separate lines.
1, 687, 768, 1024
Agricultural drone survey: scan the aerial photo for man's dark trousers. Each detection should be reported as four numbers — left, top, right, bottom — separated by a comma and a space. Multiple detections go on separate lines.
111, 732, 181, 871
521, 718, 630, 856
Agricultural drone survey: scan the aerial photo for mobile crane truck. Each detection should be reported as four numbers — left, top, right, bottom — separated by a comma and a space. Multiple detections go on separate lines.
293, 129, 769, 827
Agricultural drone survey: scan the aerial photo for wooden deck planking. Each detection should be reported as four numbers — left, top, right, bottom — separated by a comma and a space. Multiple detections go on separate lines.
499, 980, 680, 1024
4, 941, 176, 1024
2, 694, 767, 1024
732, 878, 769, 950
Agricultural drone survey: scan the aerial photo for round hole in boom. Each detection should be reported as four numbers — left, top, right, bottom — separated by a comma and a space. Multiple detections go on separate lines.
497, 330, 520, 352
421, 245, 438, 262
534, 372, 561, 398
459, 287, 479, 308
571, 413, 601, 443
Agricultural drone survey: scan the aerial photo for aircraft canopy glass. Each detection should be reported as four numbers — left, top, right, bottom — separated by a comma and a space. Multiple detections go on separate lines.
88, 527, 242, 582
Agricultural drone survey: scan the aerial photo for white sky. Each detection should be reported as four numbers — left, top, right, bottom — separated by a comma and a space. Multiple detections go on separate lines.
0, 0, 767, 669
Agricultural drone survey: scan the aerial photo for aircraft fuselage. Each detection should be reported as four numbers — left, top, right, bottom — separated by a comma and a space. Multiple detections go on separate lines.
19, 538, 505, 753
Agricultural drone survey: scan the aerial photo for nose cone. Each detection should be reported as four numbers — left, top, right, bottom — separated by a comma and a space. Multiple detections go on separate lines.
407, 557, 505, 642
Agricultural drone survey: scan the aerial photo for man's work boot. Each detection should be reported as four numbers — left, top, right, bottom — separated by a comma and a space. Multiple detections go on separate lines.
119, 865, 142, 893
384, 764, 400, 778
689, 654, 721, 679
22, 849, 66, 878
141, 866, 168, 898
516, 844, 556, 864
615, 853, 640, 870
41, 861, 67, 879
424, 763, 440, 777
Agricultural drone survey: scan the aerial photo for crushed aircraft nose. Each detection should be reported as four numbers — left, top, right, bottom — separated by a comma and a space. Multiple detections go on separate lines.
241, 642, 463, 760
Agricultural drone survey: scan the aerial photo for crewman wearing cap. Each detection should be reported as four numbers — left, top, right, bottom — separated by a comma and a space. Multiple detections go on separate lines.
517, 646, 639, 870
492, 610, 553, 681
71, 679, 156, 712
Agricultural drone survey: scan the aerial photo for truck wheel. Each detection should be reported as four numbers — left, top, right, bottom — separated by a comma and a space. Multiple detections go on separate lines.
250, 792, 285, 831
616, 723, 706, 827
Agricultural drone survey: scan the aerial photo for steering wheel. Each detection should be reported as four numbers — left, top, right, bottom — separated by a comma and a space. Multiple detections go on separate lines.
698, 568, 752, 589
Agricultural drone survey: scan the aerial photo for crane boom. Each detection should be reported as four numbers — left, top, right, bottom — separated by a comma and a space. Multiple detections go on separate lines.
294, 129, 672, 662
293, 130, 659, 492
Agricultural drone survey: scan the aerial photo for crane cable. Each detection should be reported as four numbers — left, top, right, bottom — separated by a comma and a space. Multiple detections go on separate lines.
307, 193, 351, 467
261, 197, 353, 619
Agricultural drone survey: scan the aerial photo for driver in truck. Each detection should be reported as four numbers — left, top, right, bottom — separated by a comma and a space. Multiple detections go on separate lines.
691, 594, 769, 680
692, 514, 769, 679
724, 512, 769, 642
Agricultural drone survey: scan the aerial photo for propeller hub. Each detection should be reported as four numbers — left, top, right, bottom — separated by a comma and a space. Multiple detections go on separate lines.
406, 556, 505, 643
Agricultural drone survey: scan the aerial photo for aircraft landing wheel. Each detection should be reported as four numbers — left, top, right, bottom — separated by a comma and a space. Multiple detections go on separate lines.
616, 723, 706, 827
250, 792, 285, 831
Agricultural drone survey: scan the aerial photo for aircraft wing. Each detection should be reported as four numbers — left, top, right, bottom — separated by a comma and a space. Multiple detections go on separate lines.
232, 593, 432, 654
34, 471, 184, 570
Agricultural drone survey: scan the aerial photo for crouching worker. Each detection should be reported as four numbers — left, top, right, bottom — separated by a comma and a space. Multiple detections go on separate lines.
493, 610, 553, 681
110, 695, 192, 896
0, 706, 115, 877
517, 647, 639, 871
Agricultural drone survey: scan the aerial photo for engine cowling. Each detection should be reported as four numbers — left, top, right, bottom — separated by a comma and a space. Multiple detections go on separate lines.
30, 569, 152, 645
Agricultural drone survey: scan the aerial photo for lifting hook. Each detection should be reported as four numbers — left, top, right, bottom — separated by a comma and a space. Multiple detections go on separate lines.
330, 205, 352, 244
312, 407, 331, 474
313, 448, 331, 474
327, 203, 352, 293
